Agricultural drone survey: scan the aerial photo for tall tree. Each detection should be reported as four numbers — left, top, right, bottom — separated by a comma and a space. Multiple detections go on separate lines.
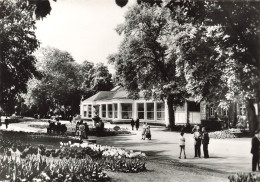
109, 4, 187, 129
0, 0, 40, 114
168, 1, 260, 132
23, 47, 82, 116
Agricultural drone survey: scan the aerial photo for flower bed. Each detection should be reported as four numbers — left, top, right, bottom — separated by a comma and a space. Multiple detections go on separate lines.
0, 132, 147, 176
0, 154, 109, 182
209, 129, 237, 139
28, 124, 132, 136
228, 172, 260, 182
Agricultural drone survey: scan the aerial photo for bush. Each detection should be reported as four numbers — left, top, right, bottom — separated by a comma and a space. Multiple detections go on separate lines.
201, 120, 222, 132
228, 172, 260, 182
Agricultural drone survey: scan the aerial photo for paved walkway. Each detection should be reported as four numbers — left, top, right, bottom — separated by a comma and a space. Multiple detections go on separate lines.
0, 119, 253, 175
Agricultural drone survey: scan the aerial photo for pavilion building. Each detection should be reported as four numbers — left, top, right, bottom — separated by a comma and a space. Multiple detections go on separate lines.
80, 86, 201, 126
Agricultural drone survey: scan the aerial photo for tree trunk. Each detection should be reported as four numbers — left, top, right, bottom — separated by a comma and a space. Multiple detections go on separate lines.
167, 94, 175, 131
246, 99, 258, 135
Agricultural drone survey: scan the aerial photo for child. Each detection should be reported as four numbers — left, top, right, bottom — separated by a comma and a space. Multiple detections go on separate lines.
179, 132, 186, 159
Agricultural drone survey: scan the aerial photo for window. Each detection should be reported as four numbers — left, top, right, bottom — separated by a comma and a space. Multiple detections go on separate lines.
108, 104, 113, 118
137, 103, 144, 119
147, 103, 154, 120
102, 104, 106, 118
157, 103, 165, 120
88, 105, 92, 118
83, 105, 87, 117
210, 107, 214, 117
121, 103, 132, 119
113, 103, 118, 118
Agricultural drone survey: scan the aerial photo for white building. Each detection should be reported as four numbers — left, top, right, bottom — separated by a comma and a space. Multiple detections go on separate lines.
80, 86, 201, 125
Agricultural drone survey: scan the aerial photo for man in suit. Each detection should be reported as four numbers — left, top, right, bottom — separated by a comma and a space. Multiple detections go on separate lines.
251, 130, 260, 171
202, 127, 210, 158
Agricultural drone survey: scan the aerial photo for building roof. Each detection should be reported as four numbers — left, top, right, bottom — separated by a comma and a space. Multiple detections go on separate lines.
83, 91, 116, 102
82, 86, 144, 102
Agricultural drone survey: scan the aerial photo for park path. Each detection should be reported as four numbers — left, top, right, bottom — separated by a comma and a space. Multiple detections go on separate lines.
0, 119, 253, 181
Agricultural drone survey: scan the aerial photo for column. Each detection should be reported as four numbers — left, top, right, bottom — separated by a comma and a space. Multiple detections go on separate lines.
118, 103, 121, 119
154, 102, 157, 121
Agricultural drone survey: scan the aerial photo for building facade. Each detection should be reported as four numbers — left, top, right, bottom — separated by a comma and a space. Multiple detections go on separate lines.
80, 87, 201, 125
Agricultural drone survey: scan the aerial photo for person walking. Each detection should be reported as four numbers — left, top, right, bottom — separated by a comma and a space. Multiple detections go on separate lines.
5, 117, 8, 129
135, 118, 140, 131
194, 126, 201, 158
251, 130, 260, 171
130, 118, 135, 131
202, 127, 210, 158
179, 132, 186, 159
141, 122, 148, 140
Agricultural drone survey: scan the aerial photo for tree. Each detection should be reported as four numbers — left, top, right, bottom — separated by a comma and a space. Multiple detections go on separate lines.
168, 1, 260, 133
23, 47, 82, 116
0, 0, 40, 115
80, 62, 113, 100
109, 4, 187, 129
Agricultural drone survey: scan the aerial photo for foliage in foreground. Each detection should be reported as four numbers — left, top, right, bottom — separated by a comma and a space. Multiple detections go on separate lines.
228, 172, 260, 182
0, 154, 108, 182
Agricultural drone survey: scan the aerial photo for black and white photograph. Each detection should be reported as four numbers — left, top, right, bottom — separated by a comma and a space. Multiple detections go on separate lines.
0, 0, 260, 181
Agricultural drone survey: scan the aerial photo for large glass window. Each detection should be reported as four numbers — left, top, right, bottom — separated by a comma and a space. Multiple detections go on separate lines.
121, 103, 132, 119
108, 104, 113, 118
83, 105, 87, 117
102, 104, 106, 118
147, 103, 154, 120
88, 105, 92, 118
113, 103, 118, 118
157, 103, 165, 120
137, 103, 144, 119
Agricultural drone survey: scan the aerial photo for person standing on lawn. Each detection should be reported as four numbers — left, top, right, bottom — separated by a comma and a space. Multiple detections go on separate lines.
194, 126, 201, 158
202, 127, 210, 158
130, 118, 135, 131
179, 132, 186, 159
251, 130, 260, 171
135, 118, 140, 131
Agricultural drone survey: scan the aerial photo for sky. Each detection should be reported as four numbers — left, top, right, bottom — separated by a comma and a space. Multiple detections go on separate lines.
35, 0, 136, 72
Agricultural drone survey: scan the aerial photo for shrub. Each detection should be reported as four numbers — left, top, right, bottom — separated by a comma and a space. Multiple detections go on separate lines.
228, 172, 260, 182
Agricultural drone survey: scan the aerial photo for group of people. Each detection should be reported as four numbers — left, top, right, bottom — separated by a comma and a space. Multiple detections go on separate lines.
75, 120, 89, 141
130, 118, 140, 131
141, 122, 151, 140
179, 125, 209, 159
47, 118, 67, 134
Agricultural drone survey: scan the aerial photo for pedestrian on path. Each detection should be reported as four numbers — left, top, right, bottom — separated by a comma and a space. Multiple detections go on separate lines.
202, 127, 210, 158
135, 118, 140, 131
251, 130, 260, 171
130, 118, 135, 131
194, 126, 201, 158
179, 132, 186, 159
141, 122, 148, 140
5, 117, 8, 129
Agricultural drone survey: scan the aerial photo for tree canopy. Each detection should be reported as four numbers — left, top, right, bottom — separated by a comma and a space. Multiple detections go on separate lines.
0, 0, 40, 114
109, 4, 188, 129
22, 47, 113, 117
